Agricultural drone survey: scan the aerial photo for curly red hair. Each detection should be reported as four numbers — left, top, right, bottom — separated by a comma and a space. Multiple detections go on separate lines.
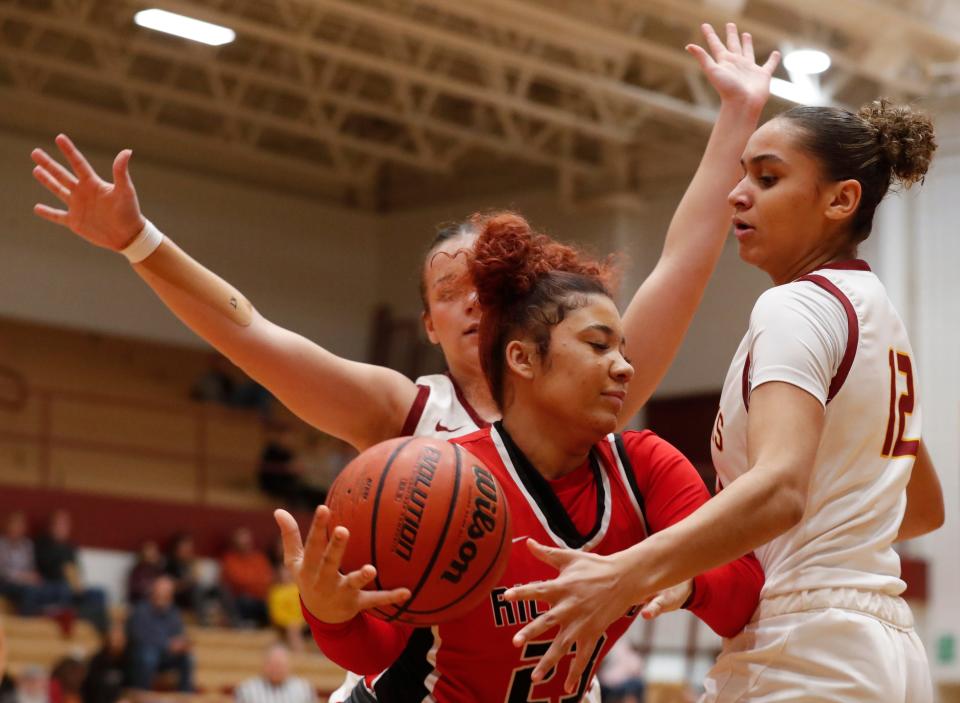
467, 211, 617, 407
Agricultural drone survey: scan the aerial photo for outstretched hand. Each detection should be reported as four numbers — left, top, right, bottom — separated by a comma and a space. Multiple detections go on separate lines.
31, 134, 146, 251
274, 506, 410, 625
686, 22, 780, 110
502, 539, 640, 694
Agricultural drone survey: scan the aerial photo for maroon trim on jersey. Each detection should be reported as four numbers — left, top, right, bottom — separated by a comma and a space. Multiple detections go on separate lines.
741, 353, 751, 411
815, 259, 871, 272
798, 274, 860, 402
400, 384, 430, 436
446, 372, 490, 428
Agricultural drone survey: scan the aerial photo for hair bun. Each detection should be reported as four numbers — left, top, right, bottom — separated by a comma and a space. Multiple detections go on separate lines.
858, 99, 937, 186
468, 212, 613, 310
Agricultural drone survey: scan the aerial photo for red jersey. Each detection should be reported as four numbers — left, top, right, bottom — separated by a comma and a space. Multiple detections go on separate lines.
306, 423, 763, 702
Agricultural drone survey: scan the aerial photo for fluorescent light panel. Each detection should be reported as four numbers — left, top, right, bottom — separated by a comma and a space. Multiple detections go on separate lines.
134, 9, 235, 46
783, 49, 831, 75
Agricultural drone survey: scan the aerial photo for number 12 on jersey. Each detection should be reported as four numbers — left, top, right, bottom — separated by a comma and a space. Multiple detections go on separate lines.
882, 349, 919, 458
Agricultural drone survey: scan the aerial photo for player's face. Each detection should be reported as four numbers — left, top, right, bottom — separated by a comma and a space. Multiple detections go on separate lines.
728, 119, 841, 283
531, 294, 634, 437
422, 233, 482, 373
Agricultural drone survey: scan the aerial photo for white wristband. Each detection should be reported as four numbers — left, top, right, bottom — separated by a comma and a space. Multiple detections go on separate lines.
120, 220, 164, 263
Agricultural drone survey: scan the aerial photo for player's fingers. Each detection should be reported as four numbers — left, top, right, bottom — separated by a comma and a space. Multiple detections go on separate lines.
641, 595, 665, 620
343, 564, 377, 591
564, 637, 597, 694
113, 149, 135, 191
33, 203, 69, 225
530, 634, 570, 684
32, 165, 71, 204
317, 525, 350, 580
741, 32, 755, 62
525, 539, 573, 570
30, 148, 78, 188
700, 23, 725, 58
762, 50, 781, 76
55, 134, 99, 182
503, 578, 556, 604
274, 509, 305, 573
357, 587, 412, 612
725, 22, 742, 54
512, 605, 562, 647
685, 43, 715, 73
301, 506, 332, 579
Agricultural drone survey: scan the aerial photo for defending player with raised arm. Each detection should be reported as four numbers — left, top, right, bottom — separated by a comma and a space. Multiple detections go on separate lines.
503, 100, 944, 702
29, 22, 777, 450
277, 212, 764, 703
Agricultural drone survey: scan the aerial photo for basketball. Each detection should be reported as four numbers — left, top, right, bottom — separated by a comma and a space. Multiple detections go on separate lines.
324, 436, 512, 626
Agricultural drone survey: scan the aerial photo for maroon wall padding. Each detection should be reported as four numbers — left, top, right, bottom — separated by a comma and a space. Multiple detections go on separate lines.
0, 483, 312, 556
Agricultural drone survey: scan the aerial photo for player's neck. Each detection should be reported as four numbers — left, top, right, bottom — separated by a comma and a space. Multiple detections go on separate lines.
448, 368, 501, 422
500, 409, 593, 480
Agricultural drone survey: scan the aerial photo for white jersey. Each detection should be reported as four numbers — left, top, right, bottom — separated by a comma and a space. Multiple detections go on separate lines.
711, 260, 920, 598
400, 372, 491, 440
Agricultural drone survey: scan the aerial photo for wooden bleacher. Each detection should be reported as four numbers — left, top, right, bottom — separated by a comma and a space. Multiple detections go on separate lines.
3, 614, 346, 701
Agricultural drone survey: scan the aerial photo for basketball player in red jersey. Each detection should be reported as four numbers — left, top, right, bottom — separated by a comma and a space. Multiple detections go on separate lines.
279, 212, 765, 702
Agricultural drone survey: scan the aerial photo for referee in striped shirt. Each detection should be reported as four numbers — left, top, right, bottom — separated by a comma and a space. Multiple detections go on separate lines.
235, 644, 315, 703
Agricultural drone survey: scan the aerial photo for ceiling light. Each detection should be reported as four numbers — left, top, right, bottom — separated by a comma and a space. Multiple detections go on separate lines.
770, 77, 823, 106
134, 9, 236, 46
783, 49, 831, 75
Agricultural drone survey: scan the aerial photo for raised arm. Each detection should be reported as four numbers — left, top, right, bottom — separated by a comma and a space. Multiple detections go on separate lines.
897, 441, 945, 542
618, 24, 779, 424
31, 135, 417, 450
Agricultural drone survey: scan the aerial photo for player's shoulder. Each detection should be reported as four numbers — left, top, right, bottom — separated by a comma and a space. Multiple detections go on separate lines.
751, 276, 851, 328
616, 429, 683, 463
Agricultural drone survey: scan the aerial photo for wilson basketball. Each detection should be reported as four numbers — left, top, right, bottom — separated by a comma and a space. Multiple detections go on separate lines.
324, 436, 512, 626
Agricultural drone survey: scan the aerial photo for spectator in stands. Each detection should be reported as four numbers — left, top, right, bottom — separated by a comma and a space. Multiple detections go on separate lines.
257, 427, 324, 512
49, 652, 85, 703
165, 534, 202, 617
191, 354, 274, 419
220, 528, 272, 628
267, 567, 305, 653
0, 617, 7, 681
126, 576, 193, 693
0, 513, 71, 617
33, 512, 107, 633
81, 623, 128, 703
15, 666, 49, 703
234, 645, 314, 703
126, 541, 165, 604
190, 352, 235, 404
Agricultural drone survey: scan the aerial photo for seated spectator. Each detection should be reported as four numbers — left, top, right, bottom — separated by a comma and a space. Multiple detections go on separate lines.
190, 353, 235, 404
257, 427, 324, 511
81, 623, 128, 703
33, 512, 107, 633
0, 513, 71, 617
15, 666, 49, 703
267, 567, 305, 653
49, 653, 85, 703
220, 528, 272, 628
234, 645, 314, 703
126, 541, 165, 604
126, 576, 193, 692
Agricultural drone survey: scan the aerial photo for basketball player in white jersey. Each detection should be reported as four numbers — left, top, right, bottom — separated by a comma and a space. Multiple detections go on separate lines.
500, 89, 945, 700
